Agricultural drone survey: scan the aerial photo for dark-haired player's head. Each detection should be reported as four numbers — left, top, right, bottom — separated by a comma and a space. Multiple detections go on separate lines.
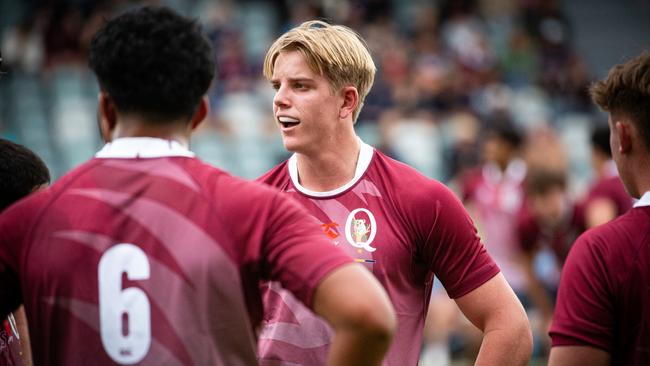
591, 51, 650, 150
0, 139, 50, 212
483, 119, 522, 170
591, 125, 612, 158
88, 6, 215, 140
525, 169, 568, 228
590, 51, 650, 198
590, 124, 612, 172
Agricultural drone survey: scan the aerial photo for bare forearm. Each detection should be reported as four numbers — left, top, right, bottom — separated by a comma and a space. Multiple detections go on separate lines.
313, 264, 396, 366
475, 325, 532, 366
15, 306, 32, 366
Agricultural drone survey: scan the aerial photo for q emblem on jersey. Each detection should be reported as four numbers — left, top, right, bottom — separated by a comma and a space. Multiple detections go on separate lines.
345, 208, 377, 252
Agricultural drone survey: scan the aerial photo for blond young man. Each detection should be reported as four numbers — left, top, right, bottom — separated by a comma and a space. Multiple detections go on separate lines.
257, 20, 532, 366
0, 10, 395, 365
549, 51, 650, 366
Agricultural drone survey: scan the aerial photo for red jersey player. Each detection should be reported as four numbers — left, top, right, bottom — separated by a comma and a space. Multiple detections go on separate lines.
257, 20, 532, 366
0, 7, 396, 366
549, 51, 650, 365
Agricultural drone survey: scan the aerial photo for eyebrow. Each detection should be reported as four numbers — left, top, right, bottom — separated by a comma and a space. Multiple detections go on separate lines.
270, 77, 316, 84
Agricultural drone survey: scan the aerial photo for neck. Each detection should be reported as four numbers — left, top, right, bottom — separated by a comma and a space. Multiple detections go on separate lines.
630, 158, 650, 198
110, 118, 191, 148
295, 133, 361, 192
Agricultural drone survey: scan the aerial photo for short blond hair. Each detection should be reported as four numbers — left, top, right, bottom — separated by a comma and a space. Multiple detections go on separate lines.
263, 20, 376, 122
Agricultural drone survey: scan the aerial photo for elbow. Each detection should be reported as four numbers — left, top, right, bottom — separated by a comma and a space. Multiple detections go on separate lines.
355, 300, 397, 346
342, 297, 397, 349
512, 314, 534, 364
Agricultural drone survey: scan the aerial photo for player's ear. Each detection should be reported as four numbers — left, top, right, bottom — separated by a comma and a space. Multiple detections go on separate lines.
339, 86, 359, 121
189, 95, 210, 131
615, 120, 632, 154
98, 92, 117, 143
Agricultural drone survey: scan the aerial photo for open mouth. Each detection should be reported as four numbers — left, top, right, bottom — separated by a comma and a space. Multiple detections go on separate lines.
278, 116, 300, 129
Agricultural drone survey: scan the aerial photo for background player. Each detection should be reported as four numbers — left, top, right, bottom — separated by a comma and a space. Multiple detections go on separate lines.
257, 20, 531, 366
549, 51, 650, 365
0, 138, 50, 366
0, 7, 395, 365
575, 124, 632, 230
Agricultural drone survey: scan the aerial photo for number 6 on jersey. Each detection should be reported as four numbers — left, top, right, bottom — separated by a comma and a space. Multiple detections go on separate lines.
98, 243, 152, 364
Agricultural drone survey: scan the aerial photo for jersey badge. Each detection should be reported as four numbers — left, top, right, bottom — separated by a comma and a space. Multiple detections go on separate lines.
345, 208, 377, 252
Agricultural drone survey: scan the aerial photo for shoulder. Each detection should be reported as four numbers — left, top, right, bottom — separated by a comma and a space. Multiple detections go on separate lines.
0, 187, 54, 251
569, 209, 644, 267
369, 150, 468, 227
370, 150, 455, 200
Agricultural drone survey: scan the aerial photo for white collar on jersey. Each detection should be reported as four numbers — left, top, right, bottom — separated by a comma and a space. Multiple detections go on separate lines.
95, 137, 195, 158
288, 138, 374, 197
633, 191, 650, 208
482, 158, 527, 184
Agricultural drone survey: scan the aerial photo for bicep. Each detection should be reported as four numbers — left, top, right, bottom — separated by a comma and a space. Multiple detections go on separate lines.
312, 264, 394, 331
549, 346, 610, 366
454, 273, 526, 332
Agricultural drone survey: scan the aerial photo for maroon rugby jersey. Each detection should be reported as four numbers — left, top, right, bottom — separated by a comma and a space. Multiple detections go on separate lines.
550, 191, 650, 365
0, 138, 353, 366
517, 203, 580, 264
257, 141, 499, 366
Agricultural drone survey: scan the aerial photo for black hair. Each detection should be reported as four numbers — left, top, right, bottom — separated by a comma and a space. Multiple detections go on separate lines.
486, 118, 523, 149
88, 6, 215, 123
0, 139, 50, 212
591, 125, 612, 157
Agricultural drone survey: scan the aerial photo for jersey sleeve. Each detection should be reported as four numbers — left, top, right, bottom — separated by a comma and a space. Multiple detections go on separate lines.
549, 232, 614, 351
414, 180, 500, 298
261, 193, 355, 308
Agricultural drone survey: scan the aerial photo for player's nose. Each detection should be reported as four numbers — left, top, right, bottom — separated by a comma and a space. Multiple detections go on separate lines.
273, 85, 290, 108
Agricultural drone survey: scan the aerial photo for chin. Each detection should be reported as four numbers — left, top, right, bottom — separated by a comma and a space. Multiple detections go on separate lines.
281, 139, 301, 154
281, 137, 311, 155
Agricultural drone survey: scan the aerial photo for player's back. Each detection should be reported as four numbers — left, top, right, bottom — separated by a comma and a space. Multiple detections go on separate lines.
550, 202, 650, 365
597, 205, 650, 364
8, 154, 271, 365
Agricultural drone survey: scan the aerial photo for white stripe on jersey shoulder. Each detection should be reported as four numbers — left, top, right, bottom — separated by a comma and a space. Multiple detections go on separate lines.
95, 137, 195, 158
633, 191, 650, 208
288, 138, 374, 197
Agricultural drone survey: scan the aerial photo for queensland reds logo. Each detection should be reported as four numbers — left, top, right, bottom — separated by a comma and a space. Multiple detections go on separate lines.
344, 208, 377, 252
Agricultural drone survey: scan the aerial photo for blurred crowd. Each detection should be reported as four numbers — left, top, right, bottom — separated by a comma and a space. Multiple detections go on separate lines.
0, 0, 638, 364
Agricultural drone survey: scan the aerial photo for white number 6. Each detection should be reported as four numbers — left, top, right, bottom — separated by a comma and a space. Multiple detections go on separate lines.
98, 243, 151, 364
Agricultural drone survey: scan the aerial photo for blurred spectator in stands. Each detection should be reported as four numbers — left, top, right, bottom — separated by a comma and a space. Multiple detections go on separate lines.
1, 13, 44, 75
43, 3, 86, 68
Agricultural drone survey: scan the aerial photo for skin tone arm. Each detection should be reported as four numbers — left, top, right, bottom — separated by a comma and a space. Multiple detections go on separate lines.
454, 273, 532, 366
14, 306, 32, 366
549, 346, 610, 366
312, 263, 396, 366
